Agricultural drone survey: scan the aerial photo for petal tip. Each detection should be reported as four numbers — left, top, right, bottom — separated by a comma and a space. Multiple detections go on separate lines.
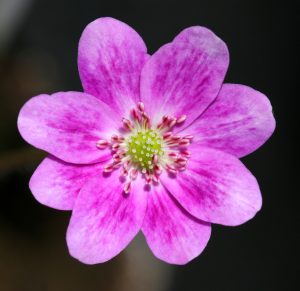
173, 25, 230, 62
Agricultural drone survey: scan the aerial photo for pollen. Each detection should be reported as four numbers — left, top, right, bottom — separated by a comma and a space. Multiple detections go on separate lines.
126, 129, 164, 170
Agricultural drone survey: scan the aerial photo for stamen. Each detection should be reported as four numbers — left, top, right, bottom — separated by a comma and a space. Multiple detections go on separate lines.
97, 102, 192, 191
113, 161, 122, 169
177, 156, 188, 162
123, 160, 131, 170
166, 165, 177, 174
137, 102, 145, 112
123, 181, 131, 194
122, 118, 134, 131
163, 132, 172, 139
157, 115, 169, 130
168, 152, 179, 159
130, 168, 138, 180
167, 164, 176, 171
162, 115, 169, 123
113, 154, 121, 163
121, 166, 128, 176
170, 135, 181, 141
104, 163, 114, 172
183, 135, 193, 141
111, 134, 120, 143
142, 112, 150, 128
96, 139, 109, 149
112, 143, 120, 151
181, 150, 191, 158
154, 164, 162, 175
168, 117, 177, 128
145, 173, 152, 184
176, 115, 187, 124
152, 174, 159, 183
131, 108, 141, 122
176, 157, 188, 166
179, 138, 190, 146
116, 150, 126, 158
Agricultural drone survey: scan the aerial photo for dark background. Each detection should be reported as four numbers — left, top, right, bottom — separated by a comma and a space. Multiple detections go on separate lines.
0, 0, 298, 290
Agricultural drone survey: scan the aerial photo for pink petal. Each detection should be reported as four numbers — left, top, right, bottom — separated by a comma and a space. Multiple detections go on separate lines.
140, 26, 229, 128
67, 171, 147, 264
161, 146, 262, 226
78, 17, 149, 117
142, 183, 211, 265
29, 156, 103, 210
17, 91, 119, 164
181, 84, 276, 158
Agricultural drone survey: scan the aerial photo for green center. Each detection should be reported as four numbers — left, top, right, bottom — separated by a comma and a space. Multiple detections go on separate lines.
126, 129, 164, 172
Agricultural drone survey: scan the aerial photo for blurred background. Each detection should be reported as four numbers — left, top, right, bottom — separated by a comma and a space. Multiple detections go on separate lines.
0, 0, 298, 290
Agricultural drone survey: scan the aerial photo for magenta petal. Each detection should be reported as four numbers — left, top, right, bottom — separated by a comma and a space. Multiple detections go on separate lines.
142, 183, 211, 265
29, 156, 103, 210
17, 91, 119, 164
78, 17, 149, 117
181, 84, 276, 157
66, 171, 147, 264
140, 26, 229, 128
161, 146, 262, 226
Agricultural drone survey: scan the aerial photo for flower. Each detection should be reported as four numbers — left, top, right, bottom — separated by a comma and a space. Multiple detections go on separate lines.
17, 17, 275, 265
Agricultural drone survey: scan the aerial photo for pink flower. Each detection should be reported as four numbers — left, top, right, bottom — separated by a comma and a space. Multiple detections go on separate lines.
17, 17, 275, 265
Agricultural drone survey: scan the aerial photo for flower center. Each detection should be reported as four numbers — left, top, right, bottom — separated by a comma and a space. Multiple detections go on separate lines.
96, 102, 192, 194
126, 129, 164, 173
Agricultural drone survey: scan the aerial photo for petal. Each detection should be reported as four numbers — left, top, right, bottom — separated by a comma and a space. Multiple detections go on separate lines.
29, 156, 103, 210
142, 183, 211, 265
78, 17, 149, 117
18, 91, 119, 164
181, 84, 276, 157
140, 26, 229, 128
161, 146, 262, 226
67, 171, 147, 264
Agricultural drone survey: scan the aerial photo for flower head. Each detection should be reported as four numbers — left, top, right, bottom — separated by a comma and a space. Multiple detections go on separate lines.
17, 17, 275, 264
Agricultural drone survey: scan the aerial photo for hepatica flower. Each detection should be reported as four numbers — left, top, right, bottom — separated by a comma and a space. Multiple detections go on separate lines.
17, 17, 275, 264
